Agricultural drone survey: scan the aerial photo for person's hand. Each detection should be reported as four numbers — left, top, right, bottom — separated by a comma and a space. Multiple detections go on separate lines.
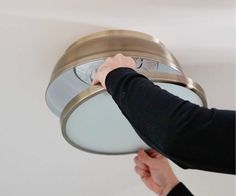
92, 53, 136, 88
134, 149, 179, 196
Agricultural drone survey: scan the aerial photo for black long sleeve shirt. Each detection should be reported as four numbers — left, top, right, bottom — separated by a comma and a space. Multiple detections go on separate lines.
168, 183, 193, 196
105, 68, 235, 195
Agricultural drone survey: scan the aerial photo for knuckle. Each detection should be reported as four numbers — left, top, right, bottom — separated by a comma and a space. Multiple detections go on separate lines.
140, 152, 148, 159
106, 57, 112, 62
115, 53, 124, 59
134, 156, 138, 162
128, 57, 135, 63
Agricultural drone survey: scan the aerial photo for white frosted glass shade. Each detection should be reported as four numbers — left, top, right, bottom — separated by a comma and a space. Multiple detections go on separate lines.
63, 82, 203, 154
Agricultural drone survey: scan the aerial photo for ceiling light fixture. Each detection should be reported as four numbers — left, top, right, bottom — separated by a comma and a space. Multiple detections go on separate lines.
45, 30, 207, 155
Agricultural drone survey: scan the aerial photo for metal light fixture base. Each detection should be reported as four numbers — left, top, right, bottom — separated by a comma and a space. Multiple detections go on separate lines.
46, 30, 207, 155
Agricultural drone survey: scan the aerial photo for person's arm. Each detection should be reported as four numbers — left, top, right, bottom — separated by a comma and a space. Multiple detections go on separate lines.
92, 54, 235, 174
105, 67, 235, 174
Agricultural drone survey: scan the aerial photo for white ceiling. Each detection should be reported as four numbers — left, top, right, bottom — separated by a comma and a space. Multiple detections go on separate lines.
0, 0, 235, 195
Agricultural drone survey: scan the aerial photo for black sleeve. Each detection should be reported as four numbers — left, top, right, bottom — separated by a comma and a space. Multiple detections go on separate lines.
167, 182, 193, 196
105, 68, 235, 174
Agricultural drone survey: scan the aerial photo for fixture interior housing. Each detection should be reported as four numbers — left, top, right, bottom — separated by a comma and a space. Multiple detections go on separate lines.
46, 30, 207, 155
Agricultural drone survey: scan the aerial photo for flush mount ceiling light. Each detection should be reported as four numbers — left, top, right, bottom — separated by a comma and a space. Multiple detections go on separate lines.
46, 30, 207, 155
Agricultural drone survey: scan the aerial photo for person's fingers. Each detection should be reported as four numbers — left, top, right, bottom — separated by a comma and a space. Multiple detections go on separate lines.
126, 57, 136, 69
91, 62, 110, 86
114, 53, 124, 59
134, 156, 149, 171
104, 57, 113, 65
135, 166, 150, 178
113, 53, 124, 66
92, 53, 136, 87
146, 149, 162, 159
91, 72, 100, 85
91, 75, 98, 85
113, 53, 135, 68
137, 149, 156, 167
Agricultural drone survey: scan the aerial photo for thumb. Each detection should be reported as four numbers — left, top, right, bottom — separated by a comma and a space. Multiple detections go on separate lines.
91, 73, 100, 85
138, 149, 155, 167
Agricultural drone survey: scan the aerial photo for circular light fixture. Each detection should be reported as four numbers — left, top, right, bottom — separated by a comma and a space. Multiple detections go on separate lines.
46, 30, 207, 155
